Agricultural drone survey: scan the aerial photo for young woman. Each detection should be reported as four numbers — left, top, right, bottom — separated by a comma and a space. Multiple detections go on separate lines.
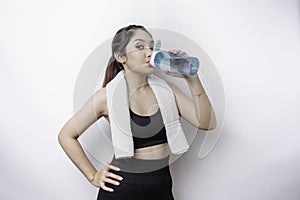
58, 24, 217, 200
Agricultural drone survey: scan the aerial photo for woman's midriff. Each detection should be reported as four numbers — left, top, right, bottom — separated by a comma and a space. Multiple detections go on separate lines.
134, 142, 170, 160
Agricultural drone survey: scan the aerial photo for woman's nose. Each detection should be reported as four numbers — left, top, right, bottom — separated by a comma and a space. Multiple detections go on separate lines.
145, 48, 152, 57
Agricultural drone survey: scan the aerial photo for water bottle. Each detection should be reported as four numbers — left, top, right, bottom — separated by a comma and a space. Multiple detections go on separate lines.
150, 40, 200, 76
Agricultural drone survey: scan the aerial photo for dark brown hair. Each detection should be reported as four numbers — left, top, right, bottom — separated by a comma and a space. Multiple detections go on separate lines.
102, 25, 152, 87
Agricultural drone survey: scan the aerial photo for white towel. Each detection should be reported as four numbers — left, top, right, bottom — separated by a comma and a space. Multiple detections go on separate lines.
106, 70, 190, 159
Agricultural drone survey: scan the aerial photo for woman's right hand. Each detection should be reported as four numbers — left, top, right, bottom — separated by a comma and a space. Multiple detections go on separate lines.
90, 161, 123, 192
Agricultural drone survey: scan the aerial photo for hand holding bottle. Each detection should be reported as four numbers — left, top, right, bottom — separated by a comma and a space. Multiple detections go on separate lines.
162, 49, 190, 78
150, 40, 200, 77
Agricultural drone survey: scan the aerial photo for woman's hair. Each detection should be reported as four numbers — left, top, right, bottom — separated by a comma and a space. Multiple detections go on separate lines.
102, 24, 152, 87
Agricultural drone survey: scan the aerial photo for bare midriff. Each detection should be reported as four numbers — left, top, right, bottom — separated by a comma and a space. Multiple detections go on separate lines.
134, 142, 170, 160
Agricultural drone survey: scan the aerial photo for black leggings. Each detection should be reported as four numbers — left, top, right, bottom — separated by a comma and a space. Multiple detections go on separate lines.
97, 155, 174, 200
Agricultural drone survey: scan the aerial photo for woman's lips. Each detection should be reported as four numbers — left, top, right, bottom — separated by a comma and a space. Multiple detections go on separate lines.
146, 61, 154, 67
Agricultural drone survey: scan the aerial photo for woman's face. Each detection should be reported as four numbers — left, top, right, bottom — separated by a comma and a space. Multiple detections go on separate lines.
122, 29, 155, 74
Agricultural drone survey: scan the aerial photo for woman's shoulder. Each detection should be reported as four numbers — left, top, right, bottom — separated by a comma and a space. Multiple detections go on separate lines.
94, 87, 107, 101
95, 87, 107, 96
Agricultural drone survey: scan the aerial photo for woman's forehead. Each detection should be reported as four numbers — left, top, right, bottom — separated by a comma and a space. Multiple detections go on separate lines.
130, 29, 153, 43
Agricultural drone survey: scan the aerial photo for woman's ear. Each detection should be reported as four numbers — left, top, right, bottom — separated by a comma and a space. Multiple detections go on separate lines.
114, 52, 126, 64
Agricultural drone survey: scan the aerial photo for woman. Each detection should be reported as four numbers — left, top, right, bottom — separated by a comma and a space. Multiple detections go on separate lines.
58, 24, 217, 200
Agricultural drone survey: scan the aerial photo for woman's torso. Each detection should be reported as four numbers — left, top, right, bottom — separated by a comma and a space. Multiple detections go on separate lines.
102, 87, 170, 160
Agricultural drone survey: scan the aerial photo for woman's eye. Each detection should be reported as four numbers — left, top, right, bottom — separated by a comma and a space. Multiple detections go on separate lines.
135, 45, 153, 51
136, 45, 144, 50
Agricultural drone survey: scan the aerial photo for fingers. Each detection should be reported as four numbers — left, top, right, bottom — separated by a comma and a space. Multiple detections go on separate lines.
105, 174, 121, 186
105, 164, 123, 180
100, 181, 115, 192
107, 169, 123, 181
168, 49, 187, 55
107, 164, 121, 172
99, 163, 123, 192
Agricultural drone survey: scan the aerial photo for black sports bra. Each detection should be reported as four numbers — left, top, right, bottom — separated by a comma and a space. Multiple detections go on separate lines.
129, 107, 167, 149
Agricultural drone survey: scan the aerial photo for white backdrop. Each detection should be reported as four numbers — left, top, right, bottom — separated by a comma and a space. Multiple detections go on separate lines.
1, 0, 300, 200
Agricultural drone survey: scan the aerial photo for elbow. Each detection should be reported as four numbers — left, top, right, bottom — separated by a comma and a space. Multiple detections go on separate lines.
197, 122, 217, 131
57, 129, 76, 147
197, 115, 217, 131
208, 119, 217, 130
57, 121, 80, 146
205, 123, 217, 131
57, 131, 65, 147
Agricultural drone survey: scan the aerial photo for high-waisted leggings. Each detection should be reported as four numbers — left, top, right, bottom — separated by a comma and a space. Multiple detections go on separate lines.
97, 154, 174, 200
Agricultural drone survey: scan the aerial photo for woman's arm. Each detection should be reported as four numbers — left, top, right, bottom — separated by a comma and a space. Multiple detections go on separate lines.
58, 88, 107, 182
167, 74, 217, 131
185, 74, 217, 130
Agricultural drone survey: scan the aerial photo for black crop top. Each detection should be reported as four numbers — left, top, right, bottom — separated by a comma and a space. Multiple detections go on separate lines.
129, 107, 167, 149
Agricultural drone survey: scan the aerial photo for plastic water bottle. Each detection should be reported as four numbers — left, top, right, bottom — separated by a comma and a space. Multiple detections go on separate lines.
150, 40, 200, 76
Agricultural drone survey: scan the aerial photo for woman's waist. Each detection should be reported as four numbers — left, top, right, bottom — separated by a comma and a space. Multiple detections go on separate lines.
111, 154, 170, 174
134, 142, 170, 159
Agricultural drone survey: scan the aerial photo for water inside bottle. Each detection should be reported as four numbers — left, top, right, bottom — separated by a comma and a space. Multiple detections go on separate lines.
154, 51, 199, 75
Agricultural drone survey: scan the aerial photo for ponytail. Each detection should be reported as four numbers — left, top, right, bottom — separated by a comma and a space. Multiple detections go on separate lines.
102, 56, 124, 87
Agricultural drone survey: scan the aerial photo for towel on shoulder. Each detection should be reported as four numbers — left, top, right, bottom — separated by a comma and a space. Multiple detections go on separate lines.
106, 70, 190, 159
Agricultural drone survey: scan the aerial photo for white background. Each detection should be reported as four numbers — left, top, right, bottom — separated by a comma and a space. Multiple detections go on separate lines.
1, 0, 300, 199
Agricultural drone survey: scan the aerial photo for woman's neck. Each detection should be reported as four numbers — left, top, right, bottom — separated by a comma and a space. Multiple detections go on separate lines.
124, 70, 149, 95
